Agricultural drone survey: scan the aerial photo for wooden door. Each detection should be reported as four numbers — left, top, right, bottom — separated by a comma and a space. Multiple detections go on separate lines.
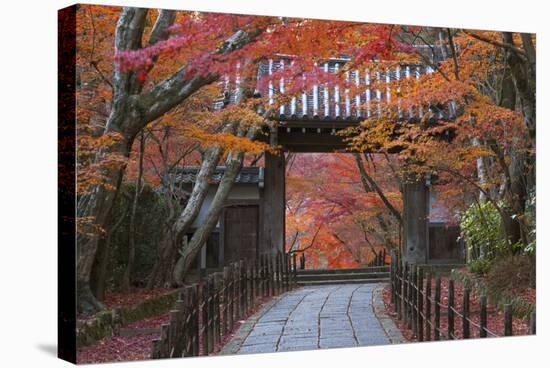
224, 205, 259, 264
428, 224, 462, 260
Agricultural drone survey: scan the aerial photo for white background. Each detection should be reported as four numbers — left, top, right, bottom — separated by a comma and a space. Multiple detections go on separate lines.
0, 0, 547, 366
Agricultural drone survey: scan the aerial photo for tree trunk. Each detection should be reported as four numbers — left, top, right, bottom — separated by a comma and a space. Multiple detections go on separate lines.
76, 7, 264, 313
172, 127, 258, 284
146, 143, 226, 288
495, 59, 529, 248
502, 32, 536, 145
90, 201, 129, 301
90, 236, 109, 302
354, 153, 401, 249
172, 150, 244, 284
77, 135, 132, 314
122, 132, 145, 292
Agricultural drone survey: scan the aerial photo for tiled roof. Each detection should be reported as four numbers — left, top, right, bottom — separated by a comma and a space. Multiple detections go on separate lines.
171, 166, 263, 185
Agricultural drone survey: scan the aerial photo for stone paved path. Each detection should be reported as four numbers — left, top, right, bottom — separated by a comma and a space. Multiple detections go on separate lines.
233, 283, 391, 354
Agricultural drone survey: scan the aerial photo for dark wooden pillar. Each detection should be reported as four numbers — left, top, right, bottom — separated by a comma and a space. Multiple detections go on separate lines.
403, 175, 429, 264
260, 151, 285, 256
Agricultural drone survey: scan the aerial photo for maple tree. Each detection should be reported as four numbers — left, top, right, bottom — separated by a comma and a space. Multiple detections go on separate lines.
75, 5, 411, 313
75, 4, 535, 317
285, 153, 402, 268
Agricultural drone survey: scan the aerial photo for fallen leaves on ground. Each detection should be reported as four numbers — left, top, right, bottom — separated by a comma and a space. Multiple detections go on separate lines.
103, 288, 173, 309
77, 292, 277, 363
77, 311, 170, 364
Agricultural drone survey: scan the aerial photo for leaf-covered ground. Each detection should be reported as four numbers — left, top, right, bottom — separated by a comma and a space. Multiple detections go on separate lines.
77, 293, 276, 363
77, 288, 174, 320
103, 287, 173, 309
77, 311, 169, 364
382, 276, 532, 341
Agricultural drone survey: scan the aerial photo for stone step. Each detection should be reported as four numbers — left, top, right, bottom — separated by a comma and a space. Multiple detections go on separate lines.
297, 278, 390, 286
296, 266, 389, 276
296, 272, 389, 282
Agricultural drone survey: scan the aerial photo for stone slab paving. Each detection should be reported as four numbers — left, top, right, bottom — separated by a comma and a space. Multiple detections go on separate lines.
221, 283, 403, 355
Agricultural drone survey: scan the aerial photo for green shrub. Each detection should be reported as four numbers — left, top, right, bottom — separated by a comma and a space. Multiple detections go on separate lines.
467, 257, 492, 275
460, 201, 506, 261
107, 183, 174, 289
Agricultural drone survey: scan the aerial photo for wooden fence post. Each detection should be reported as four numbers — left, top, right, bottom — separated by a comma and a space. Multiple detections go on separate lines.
267, 253, 275, 296
283, 252, 290, 291
280, 252, 284, 294
479, 295, 487, 338
403, 262, 409, 327
280, 252, 286, 293
182, 290, 193, 356
258, 254, 265, 298
200, 281, 208, 355
529, 310, 536, 335
411, 265, 417, 334
246, 260, 251, 313
271, 254, 276, 297
243, 259, 248, 318
448, 279, 455, 340
168, 308, 178, 357
280, 253, 284, 293
271, 253, 276, 296
256, 255, 261, 298
279, 252, 285, 294
275, 252, 281, 295
390, 250, 396, 307
261, 254, 266, 297
214, 275, 222, 346
292, 253, 297, 288
151, 338, 161, 359
221, 267, 229, 337
434, 276, 441, 341
288, 252, 293, 290
235, 261, 241, 319
462, 287, 470, 339
425, 272, 432, 341
251, 261, 256, 306
263, 254, 268, 297
408, 265, 414, 331
417, 267, 424, 342
273, 253, 278, 295
504, 304, 513, 336
229, 264, 234, 325
396, 258, 402, 320
172, 299, 185, 357
207, 275, 215, 354
247, 262, 252, 312
192, 284, 200, 356
160, 324, 170, 358
182, 287, 193, 357
265, 254, 270, 296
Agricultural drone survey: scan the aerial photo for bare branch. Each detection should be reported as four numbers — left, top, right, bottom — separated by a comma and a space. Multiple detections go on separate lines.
462, 30, 527, 61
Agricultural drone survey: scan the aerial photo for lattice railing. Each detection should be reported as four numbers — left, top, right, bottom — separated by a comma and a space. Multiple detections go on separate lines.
389, 251, 536, 341
151, 252, 298, 359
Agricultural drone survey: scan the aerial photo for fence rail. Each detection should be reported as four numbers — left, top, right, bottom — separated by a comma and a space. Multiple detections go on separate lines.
389, 251, 535, 341
151, 251, 298, 359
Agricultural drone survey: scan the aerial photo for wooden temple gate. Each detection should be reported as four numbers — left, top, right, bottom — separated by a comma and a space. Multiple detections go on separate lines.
218, 57, 458, 265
